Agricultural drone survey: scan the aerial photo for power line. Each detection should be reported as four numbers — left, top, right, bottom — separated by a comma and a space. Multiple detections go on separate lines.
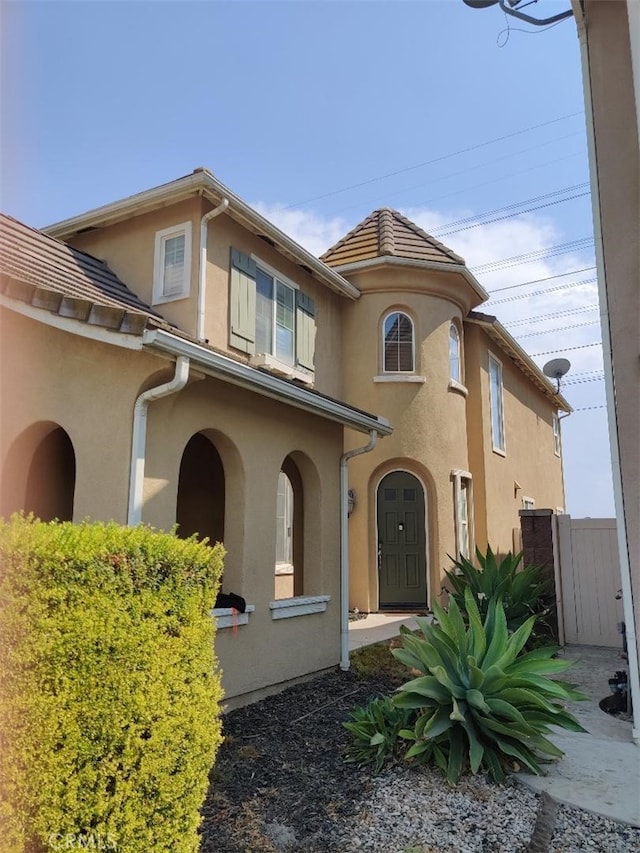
278, 111, 584, 211
516, 319, 601, 338
488, 266, 596, 294
529, 342, 602, 356
471, 237, 594, 273
572, 405, 608, 412
437, 191, 590, 237
488, 278, 597, 305
507, 305, 598, 327
431, 183, 589, 232
563, 375, 604, 386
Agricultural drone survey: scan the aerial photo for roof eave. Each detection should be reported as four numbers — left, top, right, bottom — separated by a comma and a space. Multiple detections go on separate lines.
144, 329, 393, 436
465, 314, 572, 412
331, 256, 489, 304
43, 170, 360, 300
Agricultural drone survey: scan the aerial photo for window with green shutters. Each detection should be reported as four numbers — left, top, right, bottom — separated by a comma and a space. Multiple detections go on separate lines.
229, 248, 316, 373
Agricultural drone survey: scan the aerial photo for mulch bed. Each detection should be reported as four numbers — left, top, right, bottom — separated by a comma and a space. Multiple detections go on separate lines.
199, 665, 403, 852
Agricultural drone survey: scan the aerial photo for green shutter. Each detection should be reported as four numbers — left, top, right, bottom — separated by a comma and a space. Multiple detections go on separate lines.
296, 292, 316, 371
229, 249, 257, 354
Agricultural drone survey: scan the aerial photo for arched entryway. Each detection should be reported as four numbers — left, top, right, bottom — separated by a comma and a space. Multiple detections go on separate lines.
376, 470, 428, 609
274, 455, 304, 600
176, 432, 225, 544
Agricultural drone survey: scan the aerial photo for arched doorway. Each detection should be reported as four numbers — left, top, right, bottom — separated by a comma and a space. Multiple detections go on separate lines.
274, 455, 304, 600
18, 426, 76, 522
377, 471, 428, 609
176, 432, 225, 544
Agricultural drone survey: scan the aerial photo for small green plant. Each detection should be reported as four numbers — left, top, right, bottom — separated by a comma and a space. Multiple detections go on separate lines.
343, 696, 415, 771
391, 589, 586, 784
445, 545, 554, 643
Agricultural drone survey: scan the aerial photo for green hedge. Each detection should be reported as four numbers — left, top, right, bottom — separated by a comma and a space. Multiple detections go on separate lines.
0, 516, 225, 852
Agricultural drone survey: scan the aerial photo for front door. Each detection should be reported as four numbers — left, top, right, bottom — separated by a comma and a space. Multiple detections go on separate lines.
377, 471, 428, 609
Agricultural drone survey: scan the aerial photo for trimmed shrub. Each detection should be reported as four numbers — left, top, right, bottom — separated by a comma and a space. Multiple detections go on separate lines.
0, 515, 224, 852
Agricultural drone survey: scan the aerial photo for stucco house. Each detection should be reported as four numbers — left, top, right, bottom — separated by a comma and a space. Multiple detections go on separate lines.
0, 168, 568, 704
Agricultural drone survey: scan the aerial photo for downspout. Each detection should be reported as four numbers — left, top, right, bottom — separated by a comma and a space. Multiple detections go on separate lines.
340, 429, 378, 671
197, 198, 229, 342
576, 10, 640, 741
128, 356, 190, 526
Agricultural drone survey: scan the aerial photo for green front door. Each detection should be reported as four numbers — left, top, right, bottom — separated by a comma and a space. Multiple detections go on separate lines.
377, 471, 428, 609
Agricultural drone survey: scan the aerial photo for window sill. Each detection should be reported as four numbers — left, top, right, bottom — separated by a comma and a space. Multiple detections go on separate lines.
151, 290, 190, 306
212, 604, 255, 629
448, 379, 468, 398
373, 374, 425, 384
269, 595, 330, 620
250, 353, 314, 385
492, 447, 506, 458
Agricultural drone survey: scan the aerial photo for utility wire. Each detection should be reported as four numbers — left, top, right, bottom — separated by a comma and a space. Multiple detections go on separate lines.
507, 305, 598, 327
277, 111, 584, 211
572, 405, 608, 412
563, 375, 604, 386
430, 183, 590, 234
488, 278, 597, 305
529, 342, 602, 356
516, 319, 601, 338
471, 238, 594, 273
488, 266, 596, 294
436, 191, 590, 237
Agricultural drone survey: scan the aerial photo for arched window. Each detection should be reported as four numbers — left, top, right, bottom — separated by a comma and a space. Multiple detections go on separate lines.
449, 324, 461, 382
274, 457, 304, 600
383, 311, 414, 373
24, 426, 76, 522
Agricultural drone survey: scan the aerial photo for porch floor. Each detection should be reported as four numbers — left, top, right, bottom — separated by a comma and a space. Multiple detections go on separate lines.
348, 617, 639, 827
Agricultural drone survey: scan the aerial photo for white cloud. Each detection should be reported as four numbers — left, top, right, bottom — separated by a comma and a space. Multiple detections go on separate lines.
251, 203, 349, 259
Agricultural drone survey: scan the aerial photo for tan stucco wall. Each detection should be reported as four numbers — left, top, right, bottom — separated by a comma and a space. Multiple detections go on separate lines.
69, 198, 347, 400
579, 0, 640, 678
340, 266, 472, 611
0, 306, 344, 701
464, 323, 565, 556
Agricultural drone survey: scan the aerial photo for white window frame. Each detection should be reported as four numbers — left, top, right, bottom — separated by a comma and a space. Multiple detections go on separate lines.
553, 413, 561, 456
449, 323, 462, 383
152, 222, 192, 304
381, 310, 415, 374
254, 263, 297, 366
488, 353, 506, 455
452, 469, 474, 560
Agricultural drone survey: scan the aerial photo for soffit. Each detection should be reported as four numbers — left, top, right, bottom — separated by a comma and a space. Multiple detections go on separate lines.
466, 311, 572, 412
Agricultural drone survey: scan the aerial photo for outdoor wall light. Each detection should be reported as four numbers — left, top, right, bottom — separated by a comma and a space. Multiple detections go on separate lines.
348, 489, 357, 516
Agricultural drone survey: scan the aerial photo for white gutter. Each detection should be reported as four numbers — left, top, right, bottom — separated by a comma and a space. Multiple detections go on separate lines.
143, 328, 393, 437
575, 7, 640, 741
197, 198, 229, 342
127, 356, 190, 525
339, 430, 379, 671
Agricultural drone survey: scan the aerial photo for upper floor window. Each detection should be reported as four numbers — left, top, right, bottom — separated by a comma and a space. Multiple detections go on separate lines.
449, 323, 461, 382
229, 248, 316, 376
153, 222, 192, 304
553, 413, 561, 456
489, 353, 505, 453
452, 470, 473, 560
383, 311, 414, 373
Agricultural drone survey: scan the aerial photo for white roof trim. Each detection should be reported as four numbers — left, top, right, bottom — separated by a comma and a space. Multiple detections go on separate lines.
143, 329, 393, 436
330, 255, 488, 302
43, 170, 360, 301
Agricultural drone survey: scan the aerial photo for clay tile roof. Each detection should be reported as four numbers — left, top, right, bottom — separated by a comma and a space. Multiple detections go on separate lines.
320, 208, 466, 268
0, 213, 165, 335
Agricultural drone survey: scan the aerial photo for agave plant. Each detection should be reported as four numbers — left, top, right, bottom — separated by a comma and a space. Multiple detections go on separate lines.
445, 545, 554, 642
392, 589, 586, 784
343, 696, 415, 772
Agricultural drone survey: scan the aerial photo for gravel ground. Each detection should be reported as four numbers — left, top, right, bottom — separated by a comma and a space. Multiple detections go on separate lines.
199, 665, 640, 853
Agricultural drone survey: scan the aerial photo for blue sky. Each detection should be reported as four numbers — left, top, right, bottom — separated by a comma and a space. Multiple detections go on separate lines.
1, 0, 613, 517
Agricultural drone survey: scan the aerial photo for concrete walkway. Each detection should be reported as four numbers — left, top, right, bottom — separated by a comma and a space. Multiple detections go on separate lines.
348, 616, 639, 827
